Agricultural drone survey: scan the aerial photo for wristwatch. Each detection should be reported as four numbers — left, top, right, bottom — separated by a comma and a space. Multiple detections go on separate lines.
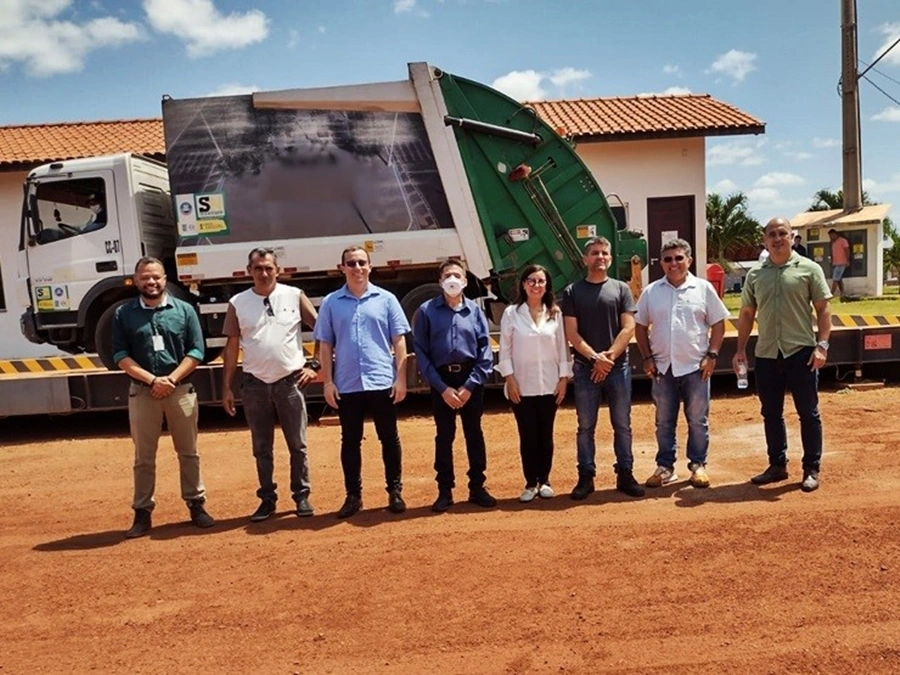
816, 340, 830, 351
306, 358, 322, 372
706, 351, 719, 359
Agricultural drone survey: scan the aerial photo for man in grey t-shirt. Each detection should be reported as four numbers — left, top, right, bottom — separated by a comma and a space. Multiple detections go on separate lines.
560, 237, 644, 500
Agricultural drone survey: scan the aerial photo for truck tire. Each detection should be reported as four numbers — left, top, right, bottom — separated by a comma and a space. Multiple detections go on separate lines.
94, 299, 130, 370
400, 283, 443, 351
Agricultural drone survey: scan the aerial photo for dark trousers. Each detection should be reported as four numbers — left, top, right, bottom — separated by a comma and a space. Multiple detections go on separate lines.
431, 372, 487, 491
336, 389, 403, 497
241, 373, 310, 503
511, 394, 558, 487
754, 346, 823, 471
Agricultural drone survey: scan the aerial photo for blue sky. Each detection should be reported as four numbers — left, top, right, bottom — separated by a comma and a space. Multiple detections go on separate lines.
1, 0, 898, 223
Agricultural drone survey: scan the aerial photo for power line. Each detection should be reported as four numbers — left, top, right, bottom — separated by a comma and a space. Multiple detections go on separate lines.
858, 59, 900, 87
858, 36, 900, 80
861, 74, 900, 107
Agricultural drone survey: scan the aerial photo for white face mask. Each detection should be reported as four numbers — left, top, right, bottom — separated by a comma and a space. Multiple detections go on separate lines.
441, 276, 465, 298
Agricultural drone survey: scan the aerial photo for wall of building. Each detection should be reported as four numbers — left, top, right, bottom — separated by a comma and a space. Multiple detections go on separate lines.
575, 136, 708, 283
0, 170, 67, 359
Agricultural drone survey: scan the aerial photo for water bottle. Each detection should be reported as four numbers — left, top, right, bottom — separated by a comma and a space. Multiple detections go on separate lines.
736, 362, 749, 390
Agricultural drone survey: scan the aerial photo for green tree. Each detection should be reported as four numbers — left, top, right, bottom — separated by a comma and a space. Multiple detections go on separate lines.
808, 188, 872, 211
706, 192, 763, 265
883, 217, 900, 282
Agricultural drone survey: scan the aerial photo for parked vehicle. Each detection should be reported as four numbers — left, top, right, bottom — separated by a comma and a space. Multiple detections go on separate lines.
18, 63, 646, 369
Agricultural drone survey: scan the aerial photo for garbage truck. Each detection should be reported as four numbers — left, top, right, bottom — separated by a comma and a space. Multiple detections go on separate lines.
18, 62, 647, 369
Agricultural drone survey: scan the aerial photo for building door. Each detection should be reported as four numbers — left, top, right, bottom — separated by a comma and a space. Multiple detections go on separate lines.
646, 196, 696, 282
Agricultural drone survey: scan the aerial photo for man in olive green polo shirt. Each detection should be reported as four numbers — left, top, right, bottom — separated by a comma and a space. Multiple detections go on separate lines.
112, 256, 214, 538
733, 217, 832, 492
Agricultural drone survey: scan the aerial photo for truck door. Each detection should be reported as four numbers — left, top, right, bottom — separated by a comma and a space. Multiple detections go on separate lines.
24, 171, 124, 322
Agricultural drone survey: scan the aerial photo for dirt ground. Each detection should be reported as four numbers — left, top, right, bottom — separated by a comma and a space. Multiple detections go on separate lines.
1, 380, 899, 674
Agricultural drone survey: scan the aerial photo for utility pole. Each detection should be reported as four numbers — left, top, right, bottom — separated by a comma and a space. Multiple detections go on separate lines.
841, 0, 862, 211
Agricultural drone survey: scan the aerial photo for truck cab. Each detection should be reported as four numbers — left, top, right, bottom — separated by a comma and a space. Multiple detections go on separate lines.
18, 154, 175, 361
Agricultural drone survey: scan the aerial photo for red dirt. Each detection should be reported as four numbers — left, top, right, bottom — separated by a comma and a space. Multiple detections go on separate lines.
1, 383, 899, 674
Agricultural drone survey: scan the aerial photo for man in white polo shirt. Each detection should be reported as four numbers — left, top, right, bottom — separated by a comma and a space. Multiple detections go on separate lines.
222, 247, 320, 521
635, 238, 729, 489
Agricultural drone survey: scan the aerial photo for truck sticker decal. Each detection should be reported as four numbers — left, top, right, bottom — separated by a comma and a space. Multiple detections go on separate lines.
35, 284, 70, 312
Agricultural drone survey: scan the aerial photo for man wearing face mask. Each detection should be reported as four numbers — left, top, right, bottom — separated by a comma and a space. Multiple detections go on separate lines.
414, 260, 497, 512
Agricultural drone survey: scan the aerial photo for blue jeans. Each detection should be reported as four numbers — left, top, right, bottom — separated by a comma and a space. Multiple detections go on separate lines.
573, 360, 633, 476
651, 367, 710, 470
241, 373, 310, 503
754, 346, 822, 471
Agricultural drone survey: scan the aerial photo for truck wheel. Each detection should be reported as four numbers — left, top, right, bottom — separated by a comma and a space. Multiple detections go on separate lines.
94, 300, 129, 370
400, 283, 443, 325
400, 283, 443, 351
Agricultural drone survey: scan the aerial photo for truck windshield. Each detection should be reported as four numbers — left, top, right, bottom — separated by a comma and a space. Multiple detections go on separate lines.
28, 177, 108, 245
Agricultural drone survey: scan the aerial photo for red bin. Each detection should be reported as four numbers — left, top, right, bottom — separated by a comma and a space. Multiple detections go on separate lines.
705, 263, 725, 298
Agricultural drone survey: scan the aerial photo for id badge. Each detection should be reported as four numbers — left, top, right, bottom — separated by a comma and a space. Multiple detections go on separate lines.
152, 334, 165, 352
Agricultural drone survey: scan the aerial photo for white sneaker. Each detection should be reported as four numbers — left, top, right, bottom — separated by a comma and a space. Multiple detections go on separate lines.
519, 486, 539, 503
645, 465, 678, 488
538, 484, 554, 499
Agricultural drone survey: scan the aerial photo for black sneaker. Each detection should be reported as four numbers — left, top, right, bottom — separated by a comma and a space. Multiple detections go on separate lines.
616, 471, 645, 498
188, 500, 215, 528
337, 494, 362, 519
801, 470, 820, 493
295, 497, 315, 518
468, 486, 497, 508
250, 499, 277, 522
388, 491, 406, 514
125, 508, 152, 539
432, 489, 453, 513
570, 474, 595, 501
751, 464, 789, 485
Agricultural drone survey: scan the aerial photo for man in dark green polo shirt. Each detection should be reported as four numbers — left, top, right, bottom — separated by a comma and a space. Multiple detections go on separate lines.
112, 256, 214, 538
733, 217, 832, 493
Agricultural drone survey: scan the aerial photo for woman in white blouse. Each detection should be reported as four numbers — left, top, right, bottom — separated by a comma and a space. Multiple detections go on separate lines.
498, 264, 574, 502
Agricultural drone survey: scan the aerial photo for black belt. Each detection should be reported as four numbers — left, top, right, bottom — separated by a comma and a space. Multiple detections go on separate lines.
439, 361, 474, 374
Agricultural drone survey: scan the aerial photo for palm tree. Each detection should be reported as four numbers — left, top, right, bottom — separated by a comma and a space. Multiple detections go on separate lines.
809, 188, 873, 211
706, 192, 763, 264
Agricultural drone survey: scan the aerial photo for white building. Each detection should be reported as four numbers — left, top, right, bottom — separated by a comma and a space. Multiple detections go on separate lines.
0, 96, 763, 359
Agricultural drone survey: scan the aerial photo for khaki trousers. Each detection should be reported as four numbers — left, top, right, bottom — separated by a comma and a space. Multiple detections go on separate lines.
128, 383, 205, 511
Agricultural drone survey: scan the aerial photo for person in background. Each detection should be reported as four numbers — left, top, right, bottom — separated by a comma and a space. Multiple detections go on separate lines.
314, 246, 410, 518
222, 248, 319, 522
561, 237, 645, 501
498, 264, 572, 502
635, 239, 729, 489
734, 217, 832, 492
827, 228, 851, 297
112, 257, 214, 538
792, 235, 808, 258
414, 260, 497, 513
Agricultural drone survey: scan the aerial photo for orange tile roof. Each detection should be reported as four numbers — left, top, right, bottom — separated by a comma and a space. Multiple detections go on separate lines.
529, 94, 765, 141
0, 93, 763, 168
0, 119, 165, 169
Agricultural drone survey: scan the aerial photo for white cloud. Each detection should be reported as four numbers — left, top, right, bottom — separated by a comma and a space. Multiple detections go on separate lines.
393, 0, 416, 12
872, 106, 900, 122
143, 0, 268, 58
873, 23, 900, 66
708, 140, 766, 166
317, 25, 326, 34
865, 174, 900, 197
747, 187, 781, 203
663, 64, 681, 76
812, 137, 840, 148
492, 70, 546, 101
708, 49, 757, 84
548, 67, 591, 87
784, 151, 813, 160
637, 86, 692, 96
710, 179, 738, 194
754, 172, 806, 188
0, 0, 142, 76
287, 29, 299, 49
493, 66, 594, 101
204, 82, 257, 97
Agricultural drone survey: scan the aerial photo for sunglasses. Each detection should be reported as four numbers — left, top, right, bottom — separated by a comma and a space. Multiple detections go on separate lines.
263, 297, 274, 317
662, 255, 686, 263
525, 278, 547, 287
343, 259, 369, 268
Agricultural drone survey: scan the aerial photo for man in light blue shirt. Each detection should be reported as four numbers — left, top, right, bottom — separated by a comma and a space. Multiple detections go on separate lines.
314, 246, 410, 518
